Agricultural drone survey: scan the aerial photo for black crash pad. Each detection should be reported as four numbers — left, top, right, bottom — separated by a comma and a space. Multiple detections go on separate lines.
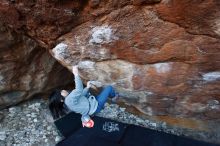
55, 112, 219, 146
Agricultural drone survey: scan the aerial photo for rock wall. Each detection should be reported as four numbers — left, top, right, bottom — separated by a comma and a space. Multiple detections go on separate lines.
51, 0, 220, 121
0, 0, 219, 124
0, 23, 73, 109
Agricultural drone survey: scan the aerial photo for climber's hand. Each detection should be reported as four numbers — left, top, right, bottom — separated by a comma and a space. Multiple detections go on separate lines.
87, 81, 92, 88
72, 65, 79, 75
82, 119, 94, 128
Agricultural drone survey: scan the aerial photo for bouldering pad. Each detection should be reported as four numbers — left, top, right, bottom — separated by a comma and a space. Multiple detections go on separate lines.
55, 112, 219, 146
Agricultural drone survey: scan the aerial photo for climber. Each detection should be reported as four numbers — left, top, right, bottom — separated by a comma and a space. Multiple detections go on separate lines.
49, 65, 119, 128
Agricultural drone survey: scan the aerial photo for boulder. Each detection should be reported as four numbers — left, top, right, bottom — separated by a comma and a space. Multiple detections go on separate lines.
0, 0, 219, 129
51, 2, 220, 120
0, 23, 73, 109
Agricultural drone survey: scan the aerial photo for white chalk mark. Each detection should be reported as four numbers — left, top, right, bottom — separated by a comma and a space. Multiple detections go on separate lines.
52, 43, 68, 60
78, 60, 95, 69
89, 25, 118, 44
202, 72, 220, 82
153, 63, 171, 73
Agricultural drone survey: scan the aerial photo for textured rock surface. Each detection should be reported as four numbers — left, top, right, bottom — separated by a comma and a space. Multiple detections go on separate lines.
156, 0, 220, 38
0, 0, 89, 48
0, 23, 73, 109
0, 0, 220, 132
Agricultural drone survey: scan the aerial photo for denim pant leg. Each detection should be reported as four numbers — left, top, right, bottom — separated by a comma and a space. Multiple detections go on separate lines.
95, 85, 116, 113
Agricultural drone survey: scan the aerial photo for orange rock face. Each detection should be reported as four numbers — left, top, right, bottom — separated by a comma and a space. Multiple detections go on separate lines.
0, 0, 220, 123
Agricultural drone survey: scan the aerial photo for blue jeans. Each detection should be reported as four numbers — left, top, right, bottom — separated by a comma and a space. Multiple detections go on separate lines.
94, 85, 116, 113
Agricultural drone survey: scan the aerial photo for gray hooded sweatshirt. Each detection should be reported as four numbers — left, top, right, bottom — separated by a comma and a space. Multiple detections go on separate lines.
64, 75, 98, 123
